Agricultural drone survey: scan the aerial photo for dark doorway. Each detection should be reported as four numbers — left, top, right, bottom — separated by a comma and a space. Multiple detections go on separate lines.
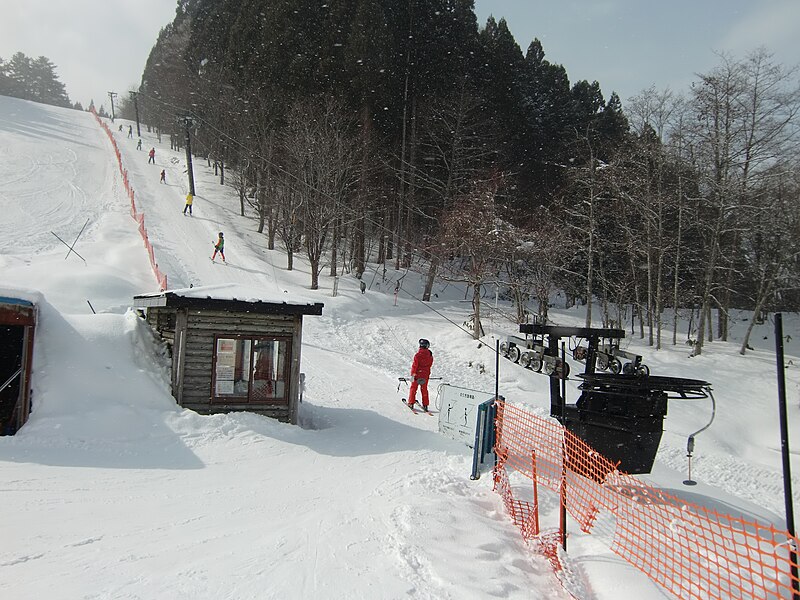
0, 325, 24, 435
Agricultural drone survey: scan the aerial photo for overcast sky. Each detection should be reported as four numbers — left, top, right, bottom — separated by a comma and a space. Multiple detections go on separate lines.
2, 1, 799, 110
473, 0, 800, 103
1, 1, 177, 109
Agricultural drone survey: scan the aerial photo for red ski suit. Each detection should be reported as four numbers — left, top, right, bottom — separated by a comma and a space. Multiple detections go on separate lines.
408, 347, 434, 407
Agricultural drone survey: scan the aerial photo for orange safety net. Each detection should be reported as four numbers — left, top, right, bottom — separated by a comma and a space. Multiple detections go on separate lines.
493, 401, 800, 600
90, 110, 168, 291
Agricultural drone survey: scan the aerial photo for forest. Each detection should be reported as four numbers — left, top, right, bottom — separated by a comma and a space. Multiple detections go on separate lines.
115, 0, 799, 357
0, 52, 73, 109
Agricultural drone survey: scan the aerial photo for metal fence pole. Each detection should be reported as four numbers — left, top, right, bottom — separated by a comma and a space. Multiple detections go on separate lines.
775, 313, 799, 599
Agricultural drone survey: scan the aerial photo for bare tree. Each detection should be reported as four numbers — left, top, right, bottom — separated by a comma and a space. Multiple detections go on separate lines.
438, 176, 512, 339
505, 210, 574, 323
626, 85, 676, 139
689, 49, 800, 355
397, 81, 499, 302
559, 128, 607, 328
739, 163, 800, 354
274, 177, 302, 272
280, 98, 359, 290
662, 97, 701, 346
227, 156, 251, 217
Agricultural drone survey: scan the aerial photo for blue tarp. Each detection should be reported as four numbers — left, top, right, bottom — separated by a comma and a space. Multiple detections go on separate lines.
0, 297, 34, 308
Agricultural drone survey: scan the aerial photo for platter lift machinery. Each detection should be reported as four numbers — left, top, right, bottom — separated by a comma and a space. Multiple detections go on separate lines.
503, 323, 712, 475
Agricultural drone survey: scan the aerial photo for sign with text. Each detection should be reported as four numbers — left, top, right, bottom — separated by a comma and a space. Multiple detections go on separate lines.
437, 384, 496, 448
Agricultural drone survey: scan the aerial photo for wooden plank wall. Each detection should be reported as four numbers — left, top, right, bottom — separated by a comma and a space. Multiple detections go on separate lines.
179, 310, 297, 422
146, 308, 176, 343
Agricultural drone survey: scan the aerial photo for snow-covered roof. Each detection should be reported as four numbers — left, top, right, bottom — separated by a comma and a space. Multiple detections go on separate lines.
0, 285, 43, 307
133, 283, 323, 316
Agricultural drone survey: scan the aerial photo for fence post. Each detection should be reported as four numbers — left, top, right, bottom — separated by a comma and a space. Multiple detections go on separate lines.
559, 341, 568, 551
484, 401, 496, 458
470, 403, 487, 480
532, 450, 540, 535
559, 434, 567, 552
775, 313, 800, 599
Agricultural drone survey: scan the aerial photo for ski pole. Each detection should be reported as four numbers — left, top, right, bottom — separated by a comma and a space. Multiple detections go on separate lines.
397, 377, 409, 393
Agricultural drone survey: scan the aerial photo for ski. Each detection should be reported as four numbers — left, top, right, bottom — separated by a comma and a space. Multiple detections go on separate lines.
401, 398, 417, 414
401, 398, 435, 415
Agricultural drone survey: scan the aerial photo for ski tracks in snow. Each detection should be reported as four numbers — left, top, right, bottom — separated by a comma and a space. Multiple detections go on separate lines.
656, 443, 798, 520
0, 105, 118, 256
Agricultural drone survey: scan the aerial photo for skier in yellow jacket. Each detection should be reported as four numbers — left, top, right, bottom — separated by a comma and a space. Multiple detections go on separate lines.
183, 192, 193, 215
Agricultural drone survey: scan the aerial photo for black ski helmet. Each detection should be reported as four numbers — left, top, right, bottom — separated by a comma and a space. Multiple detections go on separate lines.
219, 232, 224, 237
418, 338, 430, 349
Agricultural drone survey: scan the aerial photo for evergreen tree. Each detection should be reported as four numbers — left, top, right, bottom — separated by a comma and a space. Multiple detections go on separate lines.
139, 22, 194, 131
8, 53, 34, 99
517, 39, 574, 202
596, 91, 630, 156
30, 56, 71, 107
570, 79, 605, 136
342, 0, 398, 135
476, 17, 526, 174
0, 52, 70, 107
0, 57, 17, 97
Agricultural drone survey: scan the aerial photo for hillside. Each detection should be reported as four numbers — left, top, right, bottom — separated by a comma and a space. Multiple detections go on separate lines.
0, 95, 798, 599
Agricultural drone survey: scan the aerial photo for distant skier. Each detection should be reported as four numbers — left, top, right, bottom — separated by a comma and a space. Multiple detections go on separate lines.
407, 338, 433, 411
128, 125, 133, 138
160, 169, 166, 184
148, 148, 156, 164
136, 138, 142, 150
360, 280, 366, 294
211, 232, 225, 263
118, 124, 123, 132
183, 192, 193, 215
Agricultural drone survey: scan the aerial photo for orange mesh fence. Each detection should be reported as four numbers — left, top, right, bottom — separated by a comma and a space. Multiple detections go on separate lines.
90, 110, 168, 291
494, 454, 539, 540
493, 401, 800, 599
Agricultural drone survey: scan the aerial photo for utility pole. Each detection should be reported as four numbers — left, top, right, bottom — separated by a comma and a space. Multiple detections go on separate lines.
107, 91, 117, 122
129, 91, 141, 138
182, 115, 196, 196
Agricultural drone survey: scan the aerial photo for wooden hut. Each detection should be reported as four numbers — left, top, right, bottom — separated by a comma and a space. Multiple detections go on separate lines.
133, 286, 323, 424
0, 295, 36, 435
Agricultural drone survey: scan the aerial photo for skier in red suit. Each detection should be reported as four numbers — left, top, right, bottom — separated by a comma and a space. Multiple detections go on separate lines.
408, 338, 434, 411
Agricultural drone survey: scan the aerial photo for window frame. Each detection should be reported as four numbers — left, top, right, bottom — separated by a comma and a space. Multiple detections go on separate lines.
211, 333, 292, 405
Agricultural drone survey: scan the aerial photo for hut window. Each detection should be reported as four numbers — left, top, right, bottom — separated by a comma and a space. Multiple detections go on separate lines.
213, 336, 290, 404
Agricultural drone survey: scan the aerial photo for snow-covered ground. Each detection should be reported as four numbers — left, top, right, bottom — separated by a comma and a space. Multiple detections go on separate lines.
0, 95, 798, 599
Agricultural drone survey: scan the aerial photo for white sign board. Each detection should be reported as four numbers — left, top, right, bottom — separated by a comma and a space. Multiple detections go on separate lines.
437, 384, 496, 448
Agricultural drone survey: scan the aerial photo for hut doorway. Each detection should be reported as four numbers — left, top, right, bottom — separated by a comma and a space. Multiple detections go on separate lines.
0, 325, 24, 435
